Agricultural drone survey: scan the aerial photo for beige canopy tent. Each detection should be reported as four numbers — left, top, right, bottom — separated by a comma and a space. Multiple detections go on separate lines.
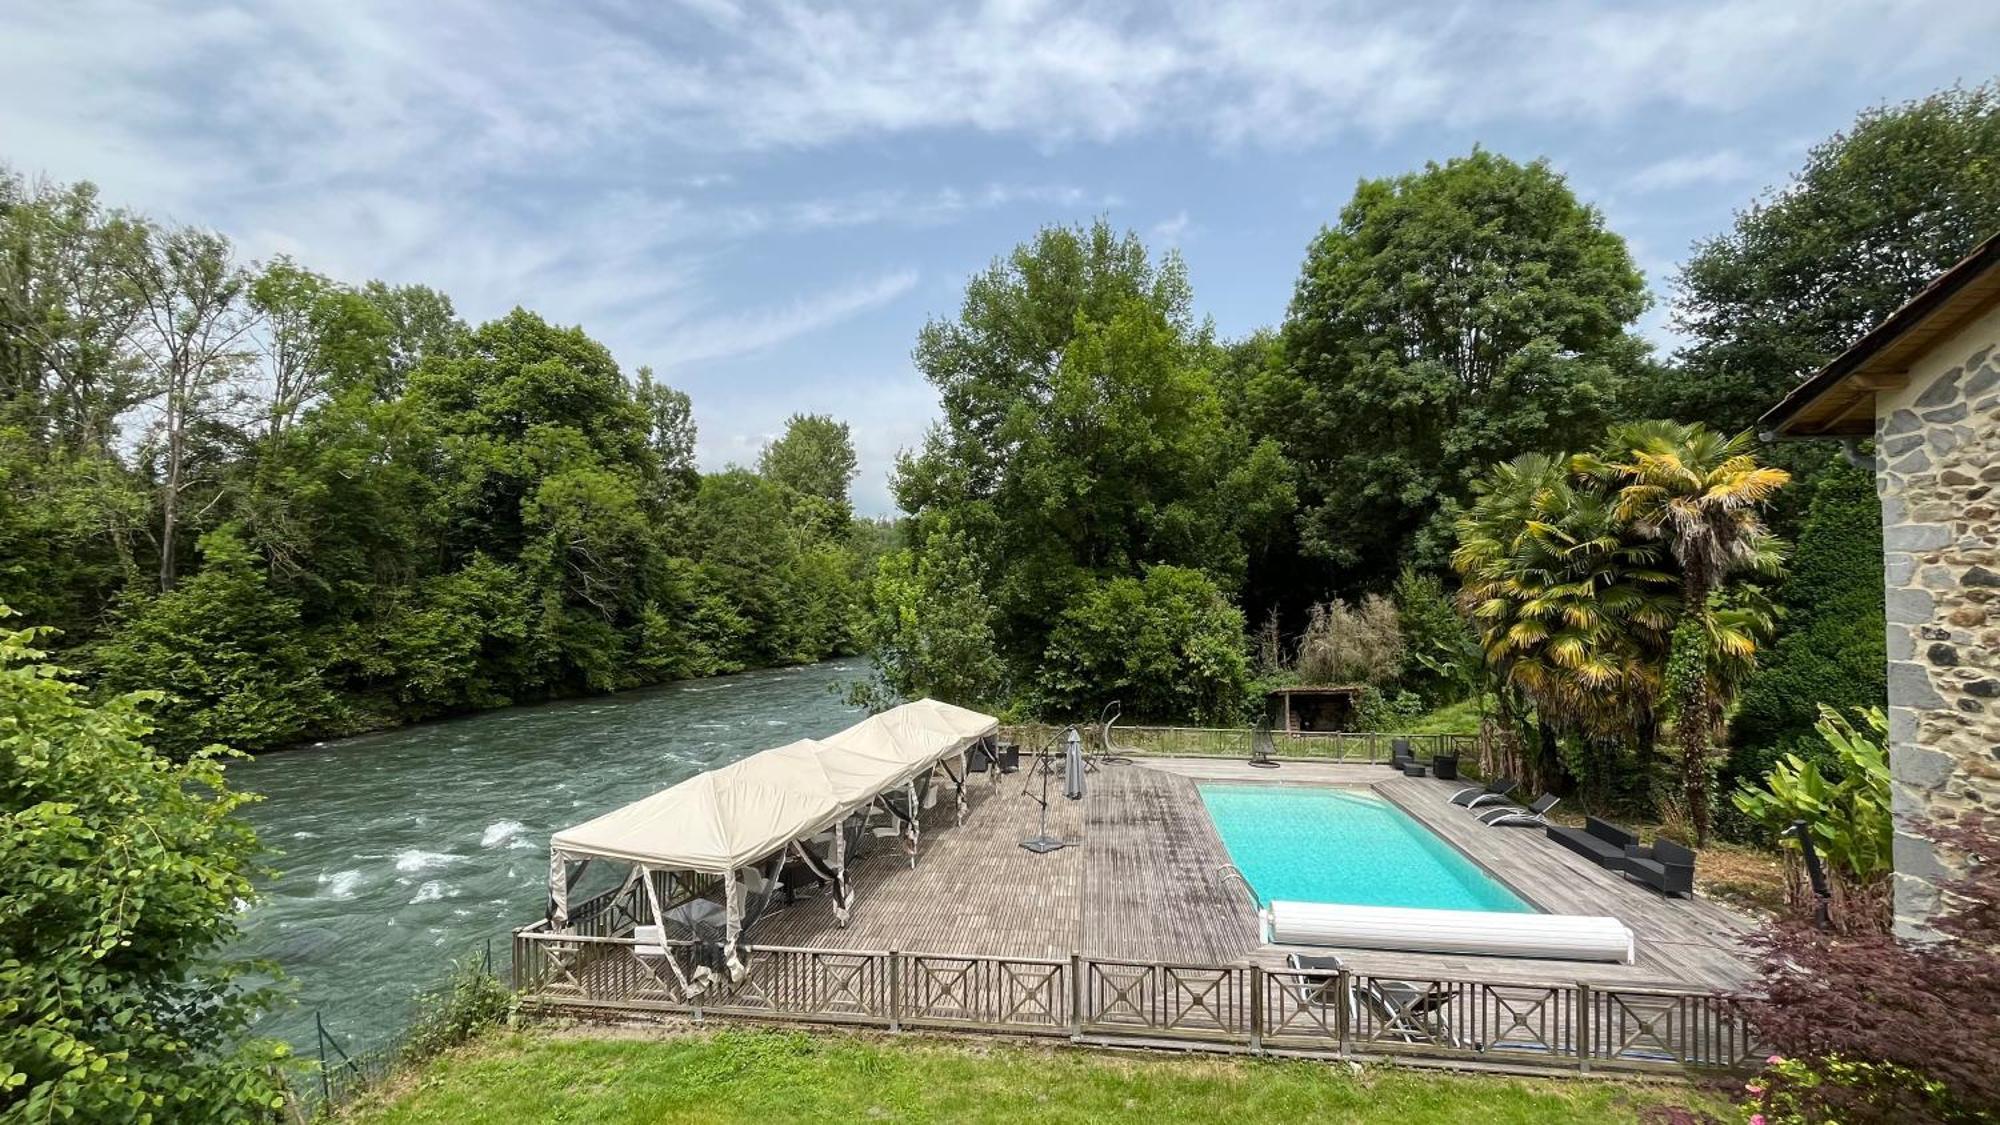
545, 699, 998, 991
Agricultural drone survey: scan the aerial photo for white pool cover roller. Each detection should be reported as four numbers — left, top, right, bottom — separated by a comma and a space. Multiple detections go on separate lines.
1268, 901, 1635, 964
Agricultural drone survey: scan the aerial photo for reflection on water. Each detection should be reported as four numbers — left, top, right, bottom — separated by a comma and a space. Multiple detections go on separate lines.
229, 658, 865, 1054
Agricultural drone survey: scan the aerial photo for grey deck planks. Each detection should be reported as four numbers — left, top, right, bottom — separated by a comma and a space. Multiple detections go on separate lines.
739, 757, 1756, 991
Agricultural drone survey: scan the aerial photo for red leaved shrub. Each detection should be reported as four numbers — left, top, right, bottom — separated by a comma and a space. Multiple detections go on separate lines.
1735, 815, 2000, 1122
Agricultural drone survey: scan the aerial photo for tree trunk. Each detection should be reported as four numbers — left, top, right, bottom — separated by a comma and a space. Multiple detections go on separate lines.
158, 384, 181, 592
1679, 572, 1714, 846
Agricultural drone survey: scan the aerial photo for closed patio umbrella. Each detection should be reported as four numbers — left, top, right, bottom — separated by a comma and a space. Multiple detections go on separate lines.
1062, 727, 1086, 801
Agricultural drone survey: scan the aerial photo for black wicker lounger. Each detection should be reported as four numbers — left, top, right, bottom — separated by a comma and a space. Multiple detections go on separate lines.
1545, 816, 1639, 867
1621, 839, 1696, 896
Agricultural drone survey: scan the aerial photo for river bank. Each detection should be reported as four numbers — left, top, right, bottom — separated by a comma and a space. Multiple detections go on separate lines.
229, 657, 869, 1056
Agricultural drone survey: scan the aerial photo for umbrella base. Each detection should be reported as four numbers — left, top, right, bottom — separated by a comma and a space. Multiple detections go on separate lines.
1019, 835, 1069, 854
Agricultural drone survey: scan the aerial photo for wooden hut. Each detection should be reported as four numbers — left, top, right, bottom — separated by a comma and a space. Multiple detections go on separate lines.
1266, 685, 1364, 733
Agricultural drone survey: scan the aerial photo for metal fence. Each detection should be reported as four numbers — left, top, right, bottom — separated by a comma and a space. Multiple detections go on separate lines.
1001, 723, 1477, 763
510, 927, 1762, 1076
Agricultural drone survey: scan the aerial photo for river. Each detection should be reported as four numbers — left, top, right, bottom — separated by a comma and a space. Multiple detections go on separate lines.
228, 658, 867, 1055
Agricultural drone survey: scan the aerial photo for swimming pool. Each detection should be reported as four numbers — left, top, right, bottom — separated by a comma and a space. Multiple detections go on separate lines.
1198, 784, 1533, 913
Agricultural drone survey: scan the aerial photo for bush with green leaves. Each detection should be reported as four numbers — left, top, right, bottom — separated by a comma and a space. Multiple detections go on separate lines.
0, 618, 290, 1121
1730, 461, 1886, 786
397, 954, 514, 1066
1731, 705, 1891, 932
91, 525, 339, 758
862, 520, 1003, 708
1036, 565, 1249, 724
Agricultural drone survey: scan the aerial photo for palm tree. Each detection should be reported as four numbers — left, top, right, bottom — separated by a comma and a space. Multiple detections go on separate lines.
1453, 453, 1678, 793
1581, 422, 1787, 844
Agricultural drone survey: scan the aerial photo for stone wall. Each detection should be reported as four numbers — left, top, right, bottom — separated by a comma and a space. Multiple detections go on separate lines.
1875, 302, 2000, 938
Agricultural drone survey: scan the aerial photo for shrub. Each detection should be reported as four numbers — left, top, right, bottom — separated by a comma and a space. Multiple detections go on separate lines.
1734, 816, 2000, 1123
1037, 565, 1248, 723
1729, 461, 1886, 786
398, 953, 514, 1065
91, 526, 339, 757
1392, 568, 1478, 704
1730, 706, 1892, 932
0, 618, 290, 1121
1296, 594, 1402, 686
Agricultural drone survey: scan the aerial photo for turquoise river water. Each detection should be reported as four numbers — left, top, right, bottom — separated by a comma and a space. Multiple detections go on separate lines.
228, 658, 866, 1055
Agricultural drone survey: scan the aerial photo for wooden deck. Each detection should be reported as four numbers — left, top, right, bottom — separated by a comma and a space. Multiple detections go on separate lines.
745, 757, 1755, 990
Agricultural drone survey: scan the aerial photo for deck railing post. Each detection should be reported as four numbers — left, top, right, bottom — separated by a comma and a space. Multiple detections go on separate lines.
1069, 954, 1083, 1041
1336, 969, 1352, 1058
1247, 963, 1263, 1052
888, 950, 902, 1031
1576, 981, 1593, 1074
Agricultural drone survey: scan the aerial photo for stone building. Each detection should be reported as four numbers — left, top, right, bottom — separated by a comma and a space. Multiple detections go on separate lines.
1761, 232, 2000, 937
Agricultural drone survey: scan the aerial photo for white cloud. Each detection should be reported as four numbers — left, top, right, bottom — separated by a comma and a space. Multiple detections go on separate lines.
1622, 150, 1761, 193
1150, 210, 1193, 246
652, 269, 920, 368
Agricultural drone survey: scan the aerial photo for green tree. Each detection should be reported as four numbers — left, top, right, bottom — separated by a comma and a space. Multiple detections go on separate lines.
1583, 422, 1788, 843
91, 526, 338, 757
863, 520, 1003, 706
1453, 452, 1678, 794
1037, 565, 1249, 724
892, 220, 1286, 706
1265, 149, 1650, 587
1391, 567, 1478, 706
1729, 460, 1886, 782
1, 620, 289, 1120
759, 412, 858, 535
1667, 82, 2000, 431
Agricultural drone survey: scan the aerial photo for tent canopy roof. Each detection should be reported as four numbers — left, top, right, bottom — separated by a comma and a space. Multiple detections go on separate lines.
548, 700, 999, 876
550, 739, 844, 874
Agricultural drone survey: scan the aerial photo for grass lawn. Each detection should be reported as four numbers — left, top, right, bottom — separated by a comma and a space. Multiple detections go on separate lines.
346, 1027, 1729, 1125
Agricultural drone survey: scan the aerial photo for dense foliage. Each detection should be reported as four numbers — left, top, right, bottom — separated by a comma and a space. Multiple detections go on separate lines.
0, 169, 872, 754
1728, 461, 1886, 783
1244, 150, 1651, 593
1664, 82, 2000, 432
0, 621, 288, 1121
1737, 817, 2000, 1123
1731, 706, 1892, 933
1453, 426, 1786, 823
889, 220, 1290, 718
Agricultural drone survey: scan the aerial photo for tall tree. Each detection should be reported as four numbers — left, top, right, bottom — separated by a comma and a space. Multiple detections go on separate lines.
1582, 422, 1788, 843
759, 412, 858, 536
893, 219, 1288, 698
1667, 82, 2000, 431
1265, 149, 1650, 588
126, 224, 254, 591
1453, 452, 1678, 794
0, 172, 151, 454
1729, 459, 1887, 779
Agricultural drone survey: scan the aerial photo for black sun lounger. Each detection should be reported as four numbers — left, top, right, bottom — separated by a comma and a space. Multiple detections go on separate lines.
1450, 776, 1517, 808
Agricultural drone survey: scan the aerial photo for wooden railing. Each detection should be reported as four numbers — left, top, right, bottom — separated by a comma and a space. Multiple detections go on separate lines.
511, 928, 1760, 1075
1000, 723, 1477, 763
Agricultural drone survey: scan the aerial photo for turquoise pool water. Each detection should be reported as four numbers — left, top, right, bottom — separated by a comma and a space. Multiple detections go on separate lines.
1198, 784, 1533, 913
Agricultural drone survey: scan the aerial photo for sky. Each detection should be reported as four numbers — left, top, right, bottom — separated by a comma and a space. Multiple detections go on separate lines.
3, 1, 1997, 515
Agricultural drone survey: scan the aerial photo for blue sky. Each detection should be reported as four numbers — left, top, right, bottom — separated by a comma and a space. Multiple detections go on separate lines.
4, 1, 1996, 514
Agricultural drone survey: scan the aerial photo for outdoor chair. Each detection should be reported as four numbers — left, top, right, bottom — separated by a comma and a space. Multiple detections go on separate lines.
1475, 792, 1560, 828
1283, 953, 1471, 1049
1449, 775, 1516, 807
1621, 838, 1697, 897
1546, 817, 1639, 868
1249, 726, 1279, 769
